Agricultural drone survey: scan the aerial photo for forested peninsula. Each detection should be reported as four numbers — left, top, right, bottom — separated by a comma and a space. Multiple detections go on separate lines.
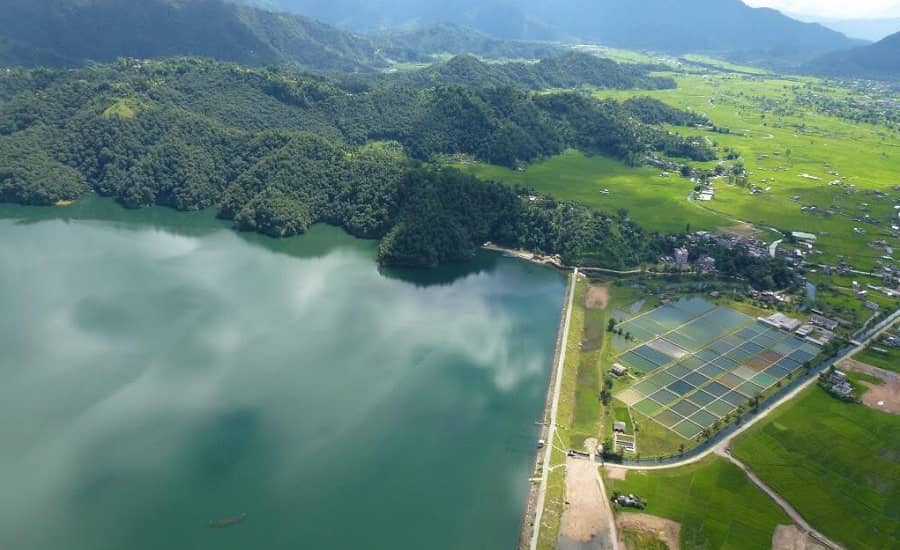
1, 55, 713, 268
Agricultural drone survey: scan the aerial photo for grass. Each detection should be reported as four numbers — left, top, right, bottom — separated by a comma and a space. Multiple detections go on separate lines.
537, 446, 568, 550
630, 411, 690, 459
594, 74, 900, 271
453, 150, 728, 234
102, 97, 142, 119
732, 385, 900, 550
854, 342, 900, 374
606, 456, 791, 549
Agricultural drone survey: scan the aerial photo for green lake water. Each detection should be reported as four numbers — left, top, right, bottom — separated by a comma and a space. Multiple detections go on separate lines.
0, 198, 565, 550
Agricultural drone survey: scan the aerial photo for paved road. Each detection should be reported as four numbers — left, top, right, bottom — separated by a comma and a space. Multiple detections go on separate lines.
716, 449, 844, 550
530, 268, 579, 550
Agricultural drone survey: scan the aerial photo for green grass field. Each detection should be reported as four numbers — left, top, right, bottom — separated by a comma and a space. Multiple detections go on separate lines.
606, 457, 790, 549
454, 150, 729, 234
854, 343, 900, 374
732, 386, 900, 549
595, 74, 900, 271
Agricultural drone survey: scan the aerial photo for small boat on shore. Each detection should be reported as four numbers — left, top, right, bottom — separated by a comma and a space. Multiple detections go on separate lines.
209, 512, 247, 528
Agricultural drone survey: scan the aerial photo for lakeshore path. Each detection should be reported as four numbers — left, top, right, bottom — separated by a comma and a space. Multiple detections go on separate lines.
530, 268, 578, 550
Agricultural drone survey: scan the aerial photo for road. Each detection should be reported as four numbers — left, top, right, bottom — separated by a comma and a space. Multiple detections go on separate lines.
716, 449, 843, 550
530, 268, 578, 550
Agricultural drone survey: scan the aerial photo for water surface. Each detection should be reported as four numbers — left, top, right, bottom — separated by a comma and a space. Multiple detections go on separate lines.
0, 199, 565, 549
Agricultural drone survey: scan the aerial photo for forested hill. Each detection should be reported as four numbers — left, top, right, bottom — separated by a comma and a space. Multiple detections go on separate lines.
374, 23, 564, 62
238, 0, 860, 62
807, 32, 900, 80
0, 58, 713, 268
0, 0, 388, 70
388, 53, 675, 91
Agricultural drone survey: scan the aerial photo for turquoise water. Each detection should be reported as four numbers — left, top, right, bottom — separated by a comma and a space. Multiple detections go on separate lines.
0, 198, 565, 549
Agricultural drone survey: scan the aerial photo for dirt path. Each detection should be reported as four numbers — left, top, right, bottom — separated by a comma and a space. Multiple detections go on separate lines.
772, 525, 829, 550
616, 514, 680, 550
560, 458, 614, 547
838, 359, 900, 415
716, 449, 843, 549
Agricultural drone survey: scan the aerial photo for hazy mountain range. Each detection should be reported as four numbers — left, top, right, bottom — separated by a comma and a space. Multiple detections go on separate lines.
808, 31, 900, 80
0, 0, 559, 70
237, 0, 862, 62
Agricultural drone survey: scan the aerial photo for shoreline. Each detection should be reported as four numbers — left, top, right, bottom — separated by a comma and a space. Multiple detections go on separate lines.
518, 268, 578, 550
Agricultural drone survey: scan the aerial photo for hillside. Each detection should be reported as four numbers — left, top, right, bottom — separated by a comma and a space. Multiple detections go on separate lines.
808, 31, 900, 79
386, 52, 676, 90
0, 57, 715, 267
238, 0, 860, 61
374, 23, 564, 62
0, 0, 388, 70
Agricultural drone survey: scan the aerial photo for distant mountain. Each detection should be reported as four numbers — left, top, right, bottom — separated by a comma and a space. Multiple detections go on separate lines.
787, 14, 899, 42
0, 0, 388, 70
807, 31, 900, 80
236, 0, 861, 61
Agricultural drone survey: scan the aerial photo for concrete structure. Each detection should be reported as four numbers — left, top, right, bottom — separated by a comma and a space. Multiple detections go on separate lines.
759, 313, 802, 332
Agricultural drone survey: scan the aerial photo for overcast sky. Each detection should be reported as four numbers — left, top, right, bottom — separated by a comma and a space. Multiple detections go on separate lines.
744, 0, 900, 19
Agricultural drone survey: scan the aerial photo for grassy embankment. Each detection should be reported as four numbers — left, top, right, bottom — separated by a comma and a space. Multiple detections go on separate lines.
732, 385, 900, 549
605, 456, 791, 549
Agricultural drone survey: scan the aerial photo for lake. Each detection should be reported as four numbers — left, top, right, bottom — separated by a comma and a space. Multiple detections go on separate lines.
0, 198, 565, 550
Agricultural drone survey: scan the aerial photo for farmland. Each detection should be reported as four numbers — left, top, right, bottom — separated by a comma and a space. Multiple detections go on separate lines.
459, 70, 900, 272
732, 385, 900, 549
454, 150, 727, 234
605, 457, 791, 549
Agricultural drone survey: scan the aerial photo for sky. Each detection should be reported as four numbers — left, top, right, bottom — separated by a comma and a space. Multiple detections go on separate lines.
744, 0, 900, 19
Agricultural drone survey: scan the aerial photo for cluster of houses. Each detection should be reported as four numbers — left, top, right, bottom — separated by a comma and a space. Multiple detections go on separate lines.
663, 246, 717, 272
824, 370, 854, 400
758, 311, 837, 346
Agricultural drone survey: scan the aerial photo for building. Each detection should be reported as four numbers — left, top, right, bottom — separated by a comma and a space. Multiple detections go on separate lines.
864, 301, 880, 312
611, 364, 627, 376
613, 421, 627, 433
796, 324, 814, 337
810, 314, 839, 331
674, 247, 689, 267
698, 255, 717, 271
759, 313, 802, 332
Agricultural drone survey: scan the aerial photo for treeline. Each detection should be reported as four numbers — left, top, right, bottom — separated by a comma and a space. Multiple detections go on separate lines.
0, 57, 710, 267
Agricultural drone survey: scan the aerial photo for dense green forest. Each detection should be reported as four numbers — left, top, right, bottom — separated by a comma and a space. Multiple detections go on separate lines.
385, 53, 676, 90
0, 57, 717, 268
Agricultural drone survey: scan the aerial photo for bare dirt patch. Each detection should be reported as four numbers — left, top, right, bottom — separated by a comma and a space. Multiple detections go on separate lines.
839, 359, 900, 415
585, 286, 609, 310
561, 458, 612, 543
771, 525, 828, 550
605, 466, 628, 481
616, 513, 680, 550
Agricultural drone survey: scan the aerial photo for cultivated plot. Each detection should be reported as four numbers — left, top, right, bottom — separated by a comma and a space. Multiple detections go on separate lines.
614, 299, 821, 439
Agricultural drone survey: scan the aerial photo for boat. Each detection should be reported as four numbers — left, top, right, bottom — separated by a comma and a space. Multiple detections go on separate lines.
209, 512, 247, 528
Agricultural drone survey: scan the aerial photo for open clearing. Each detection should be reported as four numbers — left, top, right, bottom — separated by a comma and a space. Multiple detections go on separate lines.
617, 513, 681, 550
560, 458, 614, 548
771, 525, 828, 550
606, 456, 790, 549
839, 358, 900, 414
732, 385, 900, 549
586, 285, 610, 310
